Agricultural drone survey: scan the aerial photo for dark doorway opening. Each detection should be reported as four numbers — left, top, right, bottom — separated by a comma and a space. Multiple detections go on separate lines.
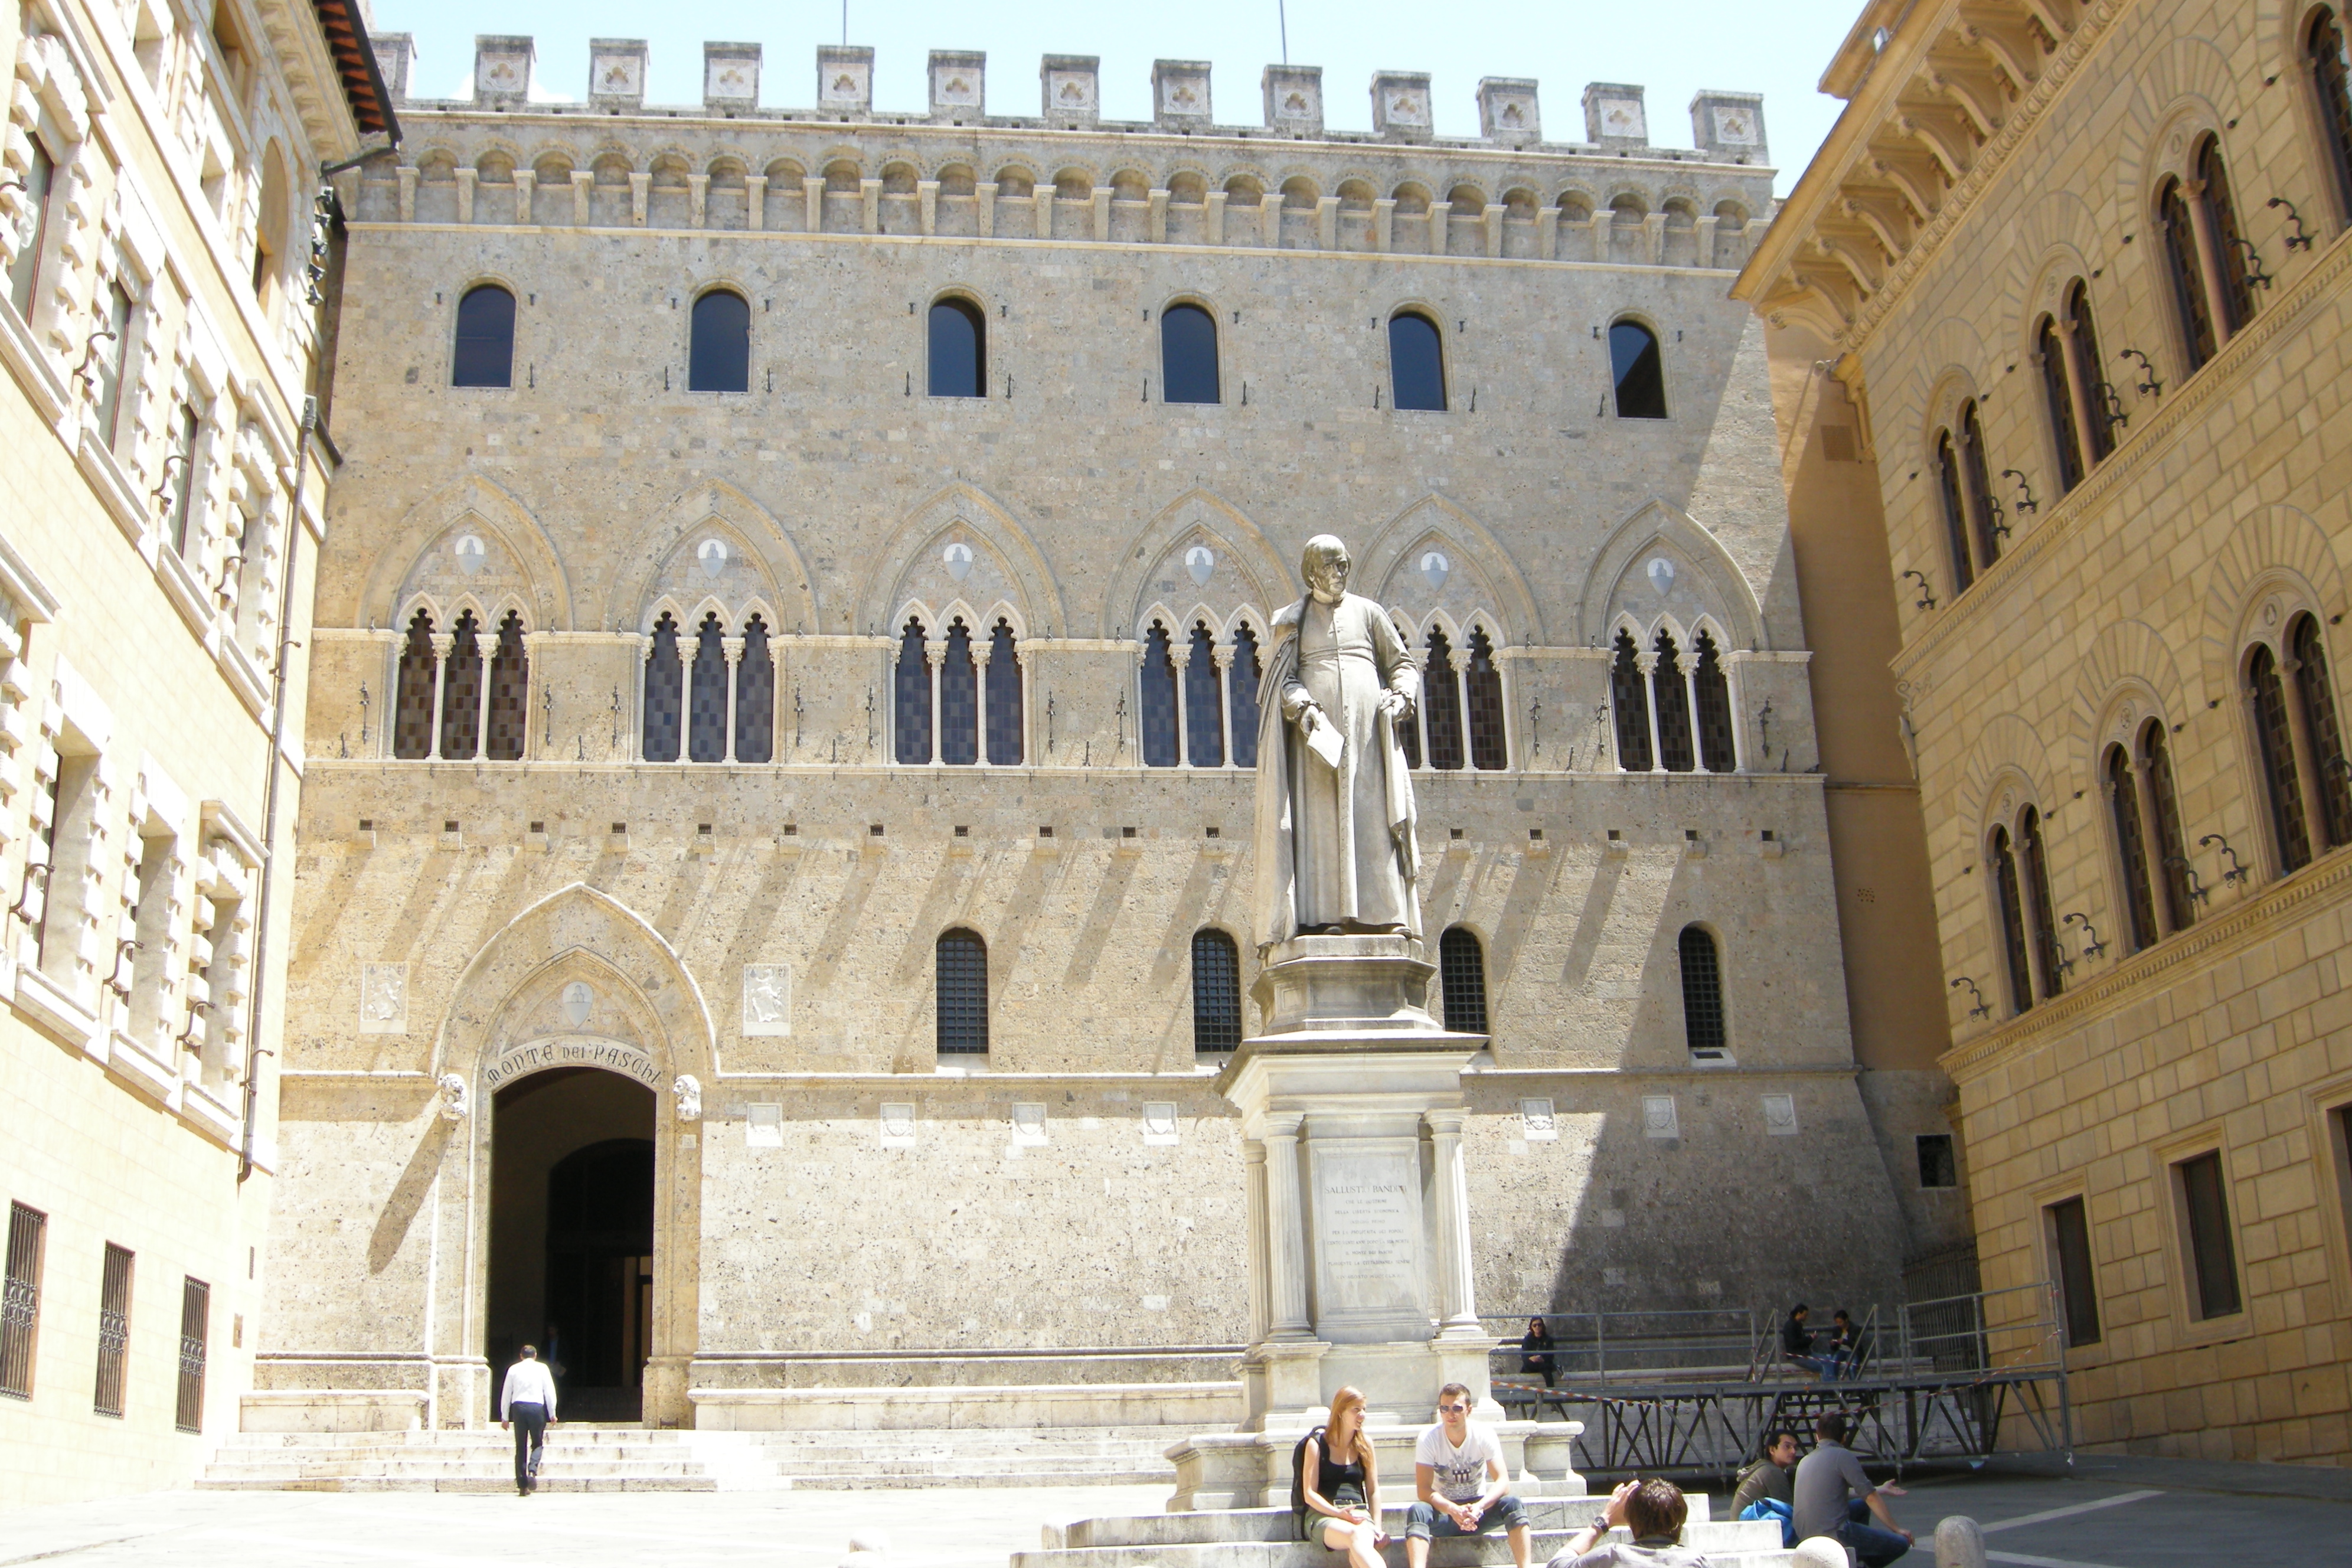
488, 1067, 655, 1423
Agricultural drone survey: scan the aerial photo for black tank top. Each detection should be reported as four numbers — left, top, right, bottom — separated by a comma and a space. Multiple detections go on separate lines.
1314, 1431, 1368, 1497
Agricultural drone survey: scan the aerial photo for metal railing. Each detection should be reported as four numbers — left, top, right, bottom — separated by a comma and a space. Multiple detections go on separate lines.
1484, 1309, 1762, 1391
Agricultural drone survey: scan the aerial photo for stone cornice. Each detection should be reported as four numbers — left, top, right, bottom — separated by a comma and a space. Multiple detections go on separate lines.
1890, 218, 2352, 686
1941, 844, 2352, 1082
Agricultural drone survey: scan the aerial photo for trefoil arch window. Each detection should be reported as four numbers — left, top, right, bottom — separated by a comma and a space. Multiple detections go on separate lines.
1464, 629, 1508, 770
894, 616, 934, 765
1652, 631, 1696, 773
1161, 303, 1220, 404
1693, 632, 1736, 773
1141, 621, 1181, 766
936, 929, 988, 1054
938, 619, 980, 766
2308, 6, 2352, 226
1420, 626, 1465, 769
1609, 321, 1667, 419
1185, 622, 1225, 767
688, 613, 728, 762
485, 611, 528, 760
929, 296, 986, 398
985, 618, 1024, 766
1609, 628, 1652, 772
1389, 311, 1447, 411
1438, 926, 1488, 1034
452, 283, 515, 387
1227, 624, 1263, 768
1191, 929, 1241, 1053
688, 289, 750, 393
439, 610, 483, 760
1678, 926, 1726, 1054
736, 616, 776, 763
642, 613, 684, 762
393, 609, 437, 759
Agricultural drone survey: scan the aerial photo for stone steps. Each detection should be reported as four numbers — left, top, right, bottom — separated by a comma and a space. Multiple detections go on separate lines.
1014, 1533, 1792, 1568
1048, 1501, 1727, 1550
197, 1427, 783, 1493
747, 1423, 1184, 1488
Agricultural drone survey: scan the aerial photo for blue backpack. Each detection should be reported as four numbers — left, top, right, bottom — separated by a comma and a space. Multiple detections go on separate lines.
1739, 1497, 1796, 1549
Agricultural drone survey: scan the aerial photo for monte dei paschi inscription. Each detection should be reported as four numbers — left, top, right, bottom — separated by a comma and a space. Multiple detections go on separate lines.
484, 1037, 664, 1093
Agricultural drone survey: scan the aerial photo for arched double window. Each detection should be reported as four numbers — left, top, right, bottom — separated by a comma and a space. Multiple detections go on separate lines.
2308, 6, 2352, 226
1678, 926, 1726, 1054
688, 289, 750, 393
893, 613, 1022, 766
642, 610, 775, 763
2105, 718, 2194, 952
391, 606, 530, 760
1389, 311, 1447, 411
1191, 929, 1242, 1053
452, 283, 515, 387
1161, 303, 1220, 404
936, 929, 988, 1054
2247, 612, 2352, 874
1438, 926, 1488, 1034
1934, 401, 2007, 594
1609, 321, 1667, 419
929, 296, 986, 398
2157, 138, 2256, 376
1987, 805, 2062, 1015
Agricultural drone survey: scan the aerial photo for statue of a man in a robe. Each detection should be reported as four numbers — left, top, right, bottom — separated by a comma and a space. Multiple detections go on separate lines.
1252, 535, 1423, 947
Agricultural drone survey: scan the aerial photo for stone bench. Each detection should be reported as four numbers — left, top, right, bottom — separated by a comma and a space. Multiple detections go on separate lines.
1016, 1502, 1783, 1568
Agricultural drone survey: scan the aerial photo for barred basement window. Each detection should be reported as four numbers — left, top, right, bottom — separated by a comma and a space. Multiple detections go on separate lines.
1439, 926, 1488, 1035
1915, 1134, 1958, 1189
93, 1243, 132, 1419
1227, 624, 1262, 769
1677, 926, 1724, 1053
1610, 629, 1652, 771
392, 609, 436, 759
1191, 928, 1241, 1053
2044, 1197, 2101, 1348
935, 929, 988, 1053
174, 1277, 208, 1433
1, 1202, 44, 1399
642, 613, 684, 762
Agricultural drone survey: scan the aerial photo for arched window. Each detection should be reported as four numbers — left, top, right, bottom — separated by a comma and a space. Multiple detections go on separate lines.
1422, 627, 1465, 769
688, 613, 727, 762
1389, 311, 1447, 411
2310, 6, 2352, 224
2292, 613, 2352, 848
1464, 628, 1507, 770
1161, 303, 1220, 404
688, 289, 750, 393
2037, 316, 2085, 495
2141, 719, 2194, 933
1141, 622, 1181, 766
6, 140, 55, 319
2105, 743, 2160, 953
1677, 926, 1726, 1053
452, 283, 515, 387
642, 613, 683, 762
1191, 929, 1242, 1053
985, 619, 1024, 765
2197, 137, 2257, 334
2065, 283, 2115, 462
1988, 824, 2035, 1015
1228, 624, 1262, 768
936, 929, 988, 1054
2158, 177, 2218, 373
1609, 321, 1667, 419
2250, 641, 2314, 870
1935, 432, 1976, 595
393, 609, 436, 759
1611, 629, 1652, 772
1439, 926, 1488, 1034
1186, 622, 1224, 766
1960, 401, 2002, 567
1653, 631, 1696, 773
736, 616, 775, 763
1693, 632, 1735, 773
439, 610, 482, 760
894, 617, 932, 765
929, 297, 986, 397
939, 619, 979, 766
2018, 806, 2062, 1000
485, 610, 528, 760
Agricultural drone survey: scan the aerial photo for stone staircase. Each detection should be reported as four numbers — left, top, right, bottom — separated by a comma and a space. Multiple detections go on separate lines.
197, 1426, 785, 1492
1016, 1501, 1794, 1568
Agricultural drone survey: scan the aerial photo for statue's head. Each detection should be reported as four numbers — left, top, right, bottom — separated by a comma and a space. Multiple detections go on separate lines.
1302, 535, 1351, 605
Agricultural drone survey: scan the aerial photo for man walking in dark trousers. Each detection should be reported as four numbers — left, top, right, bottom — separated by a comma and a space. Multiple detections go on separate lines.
499, 1344, 559, 1495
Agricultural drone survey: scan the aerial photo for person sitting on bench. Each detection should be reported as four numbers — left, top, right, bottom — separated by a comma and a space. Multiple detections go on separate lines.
1299, 1384, 1388, 1568
1404, 1383, 1532, 1568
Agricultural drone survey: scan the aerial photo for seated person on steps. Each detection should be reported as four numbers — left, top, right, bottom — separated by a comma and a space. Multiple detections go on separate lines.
1732, 1429, 1799, 1521
1405, 1383, 1533, 1568
1793, 1412, 1912, 1568
1780, 1304, 1840, 1380
1547, 1478, 1712, 1568
1298, 1384, 1389, 1568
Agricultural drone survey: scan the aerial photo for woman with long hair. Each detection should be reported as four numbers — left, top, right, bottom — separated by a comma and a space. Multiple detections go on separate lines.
1520, 1316, 1557, 1388
1300, 1384, 1386, 1566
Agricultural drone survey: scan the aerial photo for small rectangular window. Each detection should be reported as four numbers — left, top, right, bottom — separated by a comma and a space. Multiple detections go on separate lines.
175, 1278, 209, 1432
2044, 1196, 2101, 1348
1916, 1133, 1958, 1189
2331, 1106, 2352, 1276
2175, 1150, 2242, 1321
94, 1243, 133, 1418
1, 1202, 46, 1399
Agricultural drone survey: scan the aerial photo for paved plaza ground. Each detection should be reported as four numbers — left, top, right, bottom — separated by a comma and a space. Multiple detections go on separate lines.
1, 1458, 2345, 1567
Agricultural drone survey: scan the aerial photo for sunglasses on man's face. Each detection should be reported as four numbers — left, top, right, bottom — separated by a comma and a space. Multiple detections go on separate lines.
1439, 1403, 1469, 1413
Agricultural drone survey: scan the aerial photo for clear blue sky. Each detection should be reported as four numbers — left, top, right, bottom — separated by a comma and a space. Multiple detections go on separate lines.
368, 0, 1861, 195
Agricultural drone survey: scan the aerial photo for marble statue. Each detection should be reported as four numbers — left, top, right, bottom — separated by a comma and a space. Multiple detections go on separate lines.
1252, 535, 1424, 946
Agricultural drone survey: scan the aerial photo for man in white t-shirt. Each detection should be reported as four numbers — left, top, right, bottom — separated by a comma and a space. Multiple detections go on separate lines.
499, 1345, 559, 1495
1404, 1381, 1532, 1568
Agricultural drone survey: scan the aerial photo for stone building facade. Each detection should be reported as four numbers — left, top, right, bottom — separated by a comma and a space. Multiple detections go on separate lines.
1743, 0, 2352, 1465
253, 37, 1943, 1438
0, 0, 388, 1506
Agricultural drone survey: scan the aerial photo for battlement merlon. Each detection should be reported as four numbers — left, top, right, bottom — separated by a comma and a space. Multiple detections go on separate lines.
363, 35, 1769, 165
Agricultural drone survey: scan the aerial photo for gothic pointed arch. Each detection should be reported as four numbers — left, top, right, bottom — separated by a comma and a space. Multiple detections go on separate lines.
1356, 495, 1541, 645
853, 483, 1064, 639
1101, 490, 1288, 641
614, 481, 818, 636
1578, 499, 1769, 652
357, 472, 571, 632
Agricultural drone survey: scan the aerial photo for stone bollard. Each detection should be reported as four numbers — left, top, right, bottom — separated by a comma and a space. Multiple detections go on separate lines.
1936, 1516, 1987, 1568
1792, 1537, 1848, 1568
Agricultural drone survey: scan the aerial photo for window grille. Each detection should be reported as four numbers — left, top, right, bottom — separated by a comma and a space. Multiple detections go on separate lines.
1141, 623, 1181, 767
93, 1243, 132, 1419
1610, 629, 1651, 771
1228, 626, 1262, 768
1677, 926, 1724, 1051
1185, 624, 1225, 766
894, 618, 932, 764
2158, 178, 2217, 371
6, 141, 55, 318
1464, 629, 1507, 770
688, 613, 727, 762
2249, 643, 2312, 871
174, 1278, 208, 1433
2177, 1151, 2242, 1319
452, 284, 516, 387
935, 929, 988, 1053
1915, 1134, 1958, 1189
985, 619, 1023, 765
1191, 929, 1241, 1052
929, 298, 986, 398
2065, 283, 2114, 462
2037, 318, 2084, 495
392, 609, 436, 759
1423, 628, 1465, 770
735, 617, 775, 763
1, 1203, 44, 1400
1652, 631, 1695, 772
1161, 304, 1220, 405
2197, 139, 2256, 333
1389, 312, 1447, 411
2291, 614, 2352, 848
641, 613, 683, 762
1439, 926, 1489, 1034
688, 290, 750, 393
439, 610, 482, 759
1693, 633, 1735, 773
1959, 403, 2001, 567
485, 611, 528, 760
1988, 826, 2035, 1015
2106, 744, 2158, 952
939, 619, 979, 765
2019, 807, 2062, 1000
2312, 8, 2352, 226
1608, 321, 1667, 419
1935, 433, 1974, 594
2044, 1198, 2101, 1348
2141, 721, 2194, 932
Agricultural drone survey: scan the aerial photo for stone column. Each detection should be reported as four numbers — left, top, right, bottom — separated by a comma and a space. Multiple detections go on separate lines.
802, 176, 824, 234
1373, 197, 1395, 253
861, 177, 882, 235
1213, 643, 1236, 766
514, 169, 535, 223
2181, 178, 2236, 343
688, 174, 709, 229
1315, 195, 1338, 251
1426, 1109, 1482, 1337
455, 167, 476, 224
976, 181, 998, 237
427, 632, 454, 760
472, 633, 493, 758
917, 178, 938, 236
569, 170, 591, 227
1427, 198, 1451, 256
1636, 650, 1665, 773
925, 638, 946, 765
1694, 213, 1718, 267
1092, 185, 1113, 241
1034, 188, 1055, 241
1206, 191, 1227, 246
1243, 1140, 1271, 1343
745, 174, 766, 231
1680, 648, 1701, 765
1483, 202, 1506, 259
1262, 1112, 1312, 1338
722, 636, 744, 762
1537, 204, 1561, 257
1148, 187, 1170, 244
972, 641, 992, 766
1170, 638, 1192, 766
628, 171, 649, 226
